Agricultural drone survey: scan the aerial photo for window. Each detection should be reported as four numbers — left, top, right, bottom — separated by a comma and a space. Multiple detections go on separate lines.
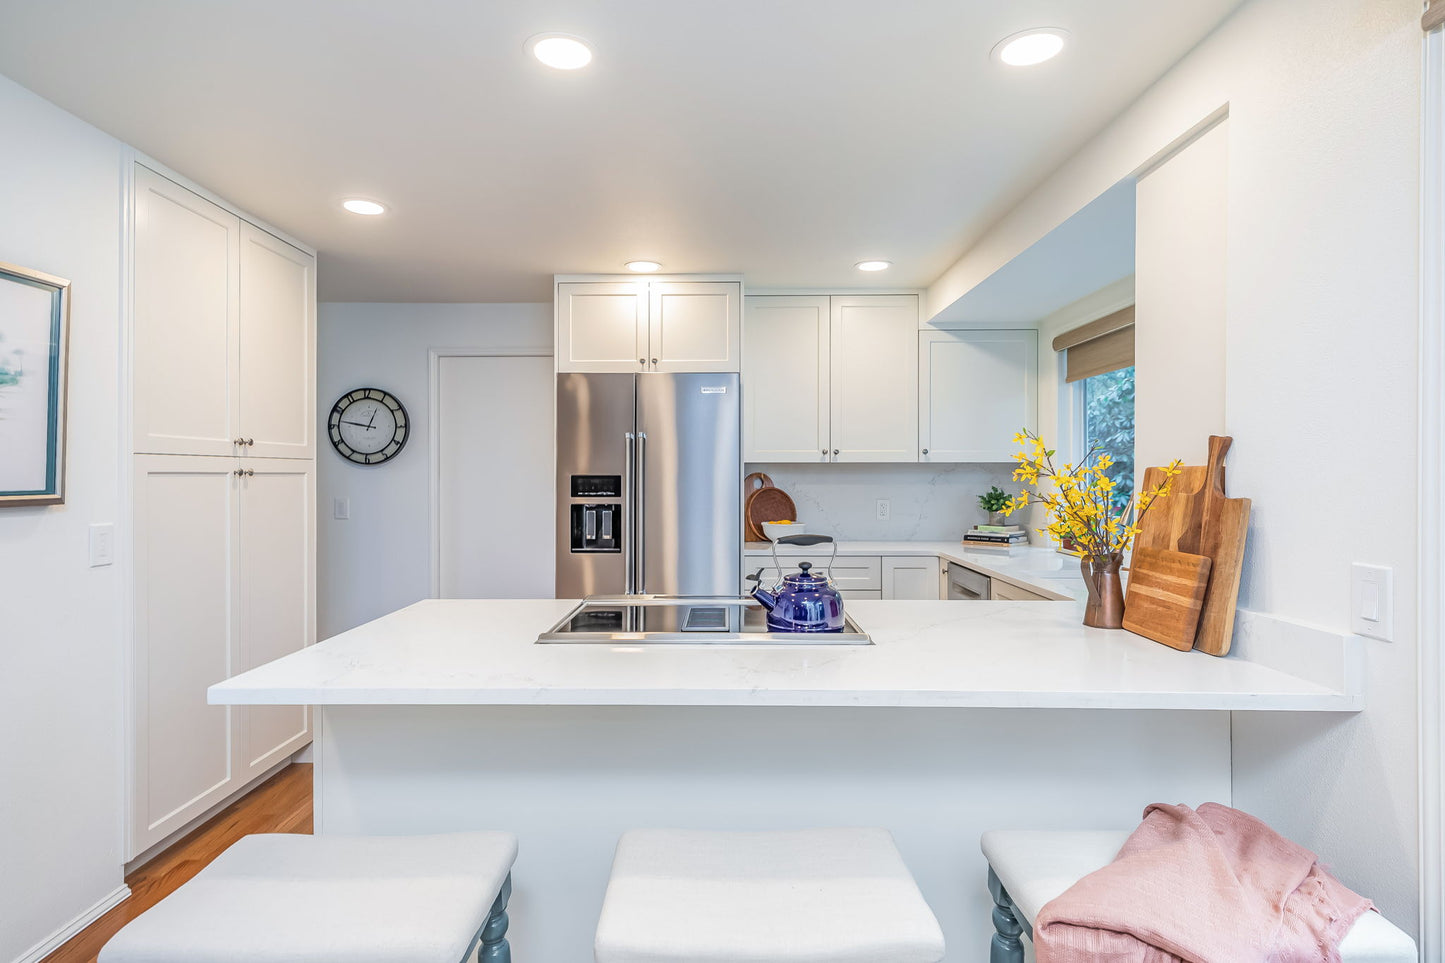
1082, 365, 1135, 509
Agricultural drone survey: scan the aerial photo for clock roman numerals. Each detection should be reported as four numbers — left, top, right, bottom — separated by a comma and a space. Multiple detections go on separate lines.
328, 387, 409, 466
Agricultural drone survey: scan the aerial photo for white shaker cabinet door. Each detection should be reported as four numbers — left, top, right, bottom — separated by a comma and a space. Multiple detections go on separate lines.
743, 296, 830, 462
648, 281, 741, 372
237, 460, 314, 781
133, 167, 240, 456
131, 455, 238, 855
918, 329, 1037, 463
830, 296, 919, 462
882, 556, 943, 600
556, 282, 647, 372
238, 224, 315, 458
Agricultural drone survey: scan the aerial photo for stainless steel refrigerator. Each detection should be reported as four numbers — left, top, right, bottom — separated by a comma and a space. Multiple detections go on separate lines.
556, 372, 741, 598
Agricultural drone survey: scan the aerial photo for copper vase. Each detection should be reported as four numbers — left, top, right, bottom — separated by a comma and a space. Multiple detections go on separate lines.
1081, 553, 1125, 629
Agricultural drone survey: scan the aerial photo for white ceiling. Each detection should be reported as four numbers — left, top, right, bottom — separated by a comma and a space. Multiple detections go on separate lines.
933, 179, 1136, 326
0, 0, 1243, 302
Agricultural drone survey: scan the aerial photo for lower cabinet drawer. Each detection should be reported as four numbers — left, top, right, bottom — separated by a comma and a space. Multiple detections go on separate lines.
841, 589, 883, 600
990, 579, 1051, 602
747, 554, 883, 592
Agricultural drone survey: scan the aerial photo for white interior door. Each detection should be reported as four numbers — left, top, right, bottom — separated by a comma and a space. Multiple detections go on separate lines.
238, 223, 315, 458
437, 354, 555, 598
238, 460, 313, 779
133, 166, 239, 456
132, 454, 237, 855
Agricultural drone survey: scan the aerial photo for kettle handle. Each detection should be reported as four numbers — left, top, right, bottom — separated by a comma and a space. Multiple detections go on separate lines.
774, 533, 838, 585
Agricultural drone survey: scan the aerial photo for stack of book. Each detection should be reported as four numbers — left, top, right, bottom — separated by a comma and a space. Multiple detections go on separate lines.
962, 524, 1029, 546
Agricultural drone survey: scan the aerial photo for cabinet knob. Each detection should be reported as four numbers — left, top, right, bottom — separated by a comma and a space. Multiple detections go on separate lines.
821, 450, 827, 456
233, 437, 246, 446
922, 448, 929, 455
639, 358, 646, 366
651, 358, 658, 365
234, 468, 244, 476
833, 449, 839, 456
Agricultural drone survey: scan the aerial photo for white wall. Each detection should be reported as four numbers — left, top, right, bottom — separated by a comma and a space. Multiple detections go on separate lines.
928, 0, 1423, 934
317, 302, 551, 638
0, 75, 127, 961
745, 462, 1017, 541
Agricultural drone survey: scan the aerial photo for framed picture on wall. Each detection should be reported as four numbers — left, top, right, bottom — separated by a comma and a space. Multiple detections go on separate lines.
0, 261, 70, 506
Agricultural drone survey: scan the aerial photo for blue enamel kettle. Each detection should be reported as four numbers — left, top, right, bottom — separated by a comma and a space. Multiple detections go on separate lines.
747, 534, 846, 633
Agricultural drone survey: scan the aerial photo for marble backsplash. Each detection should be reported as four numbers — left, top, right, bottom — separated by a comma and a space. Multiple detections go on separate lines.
745, 462, 1020, 541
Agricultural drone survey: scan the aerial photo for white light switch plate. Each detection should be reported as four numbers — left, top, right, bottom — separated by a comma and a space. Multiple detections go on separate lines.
333, 497, 350, 520
1351, 563, 1394, 641
89, 523, 115, 567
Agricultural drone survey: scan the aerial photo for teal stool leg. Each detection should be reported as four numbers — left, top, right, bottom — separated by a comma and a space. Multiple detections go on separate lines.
988, 866, 1025, 963
479, 874, 512, 963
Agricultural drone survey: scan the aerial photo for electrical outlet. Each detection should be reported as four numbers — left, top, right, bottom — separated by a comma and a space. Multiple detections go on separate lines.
89, 523, 115, 567
1351, 563, 1394, 641
876, 499, 890, 520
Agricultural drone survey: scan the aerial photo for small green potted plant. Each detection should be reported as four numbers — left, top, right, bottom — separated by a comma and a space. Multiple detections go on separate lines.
978, 486, 1012, 526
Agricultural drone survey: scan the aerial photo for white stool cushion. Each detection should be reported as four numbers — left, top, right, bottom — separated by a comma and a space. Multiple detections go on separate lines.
594, 828, 945, 963
100, 831, 517, 963
980, 830, 1417, 962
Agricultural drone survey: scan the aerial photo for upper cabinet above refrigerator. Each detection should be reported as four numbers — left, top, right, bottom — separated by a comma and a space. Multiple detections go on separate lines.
555, 277, 742, 373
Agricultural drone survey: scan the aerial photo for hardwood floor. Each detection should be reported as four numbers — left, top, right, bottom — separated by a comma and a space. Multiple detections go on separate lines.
42, 762, 313, 963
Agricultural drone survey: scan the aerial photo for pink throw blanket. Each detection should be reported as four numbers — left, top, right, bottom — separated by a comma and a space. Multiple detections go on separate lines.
1035, 803, 1372, 963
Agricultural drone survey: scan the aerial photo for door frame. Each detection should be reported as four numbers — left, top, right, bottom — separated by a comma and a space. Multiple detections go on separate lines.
427, 347, 553, 597
1419, 23, 1445, 962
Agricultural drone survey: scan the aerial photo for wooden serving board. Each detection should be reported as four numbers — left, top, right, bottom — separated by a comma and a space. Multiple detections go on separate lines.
743, 473, 772, 541
748, 487, 797, 541
1130, 436, 1250, 656
1122, 547, 1212, 651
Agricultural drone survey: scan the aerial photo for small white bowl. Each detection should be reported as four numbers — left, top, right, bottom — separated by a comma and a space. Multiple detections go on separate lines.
761, 520, 807, 542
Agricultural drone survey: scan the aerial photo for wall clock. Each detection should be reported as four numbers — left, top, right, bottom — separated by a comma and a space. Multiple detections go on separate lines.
328, 388, 409, 465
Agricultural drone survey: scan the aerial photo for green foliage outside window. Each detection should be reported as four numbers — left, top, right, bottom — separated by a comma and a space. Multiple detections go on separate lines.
1083, 365, 1135, 509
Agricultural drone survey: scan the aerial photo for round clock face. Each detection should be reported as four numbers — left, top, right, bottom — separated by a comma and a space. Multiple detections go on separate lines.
328, 388, 408, 465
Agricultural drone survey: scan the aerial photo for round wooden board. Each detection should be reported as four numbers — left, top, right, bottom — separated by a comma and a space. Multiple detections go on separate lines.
748, 486, 797, 541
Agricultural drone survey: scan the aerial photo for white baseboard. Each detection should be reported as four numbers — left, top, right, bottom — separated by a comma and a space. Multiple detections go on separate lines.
12, 884, 130, 963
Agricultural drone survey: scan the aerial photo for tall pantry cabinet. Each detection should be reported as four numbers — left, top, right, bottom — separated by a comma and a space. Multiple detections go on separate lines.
128, 165, 316, 858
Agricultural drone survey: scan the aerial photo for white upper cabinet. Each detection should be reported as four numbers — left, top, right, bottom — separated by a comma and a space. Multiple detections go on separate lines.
134, 166, 240, 456
556, 282, 647, 371
919, 329, 1037, 462
743, 296, 830, 462
133, 165, 316, 458
830, 295, 919, 462
238, 223, 316, 458
556, 278, 741, 372
649, 281, 741, 372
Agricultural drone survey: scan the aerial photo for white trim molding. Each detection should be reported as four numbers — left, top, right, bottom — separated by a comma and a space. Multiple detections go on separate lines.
1418, 22, 1445, 963
12, 884, 130, 963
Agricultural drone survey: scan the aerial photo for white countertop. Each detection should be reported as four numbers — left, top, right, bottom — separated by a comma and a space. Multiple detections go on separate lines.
209, 598, 1359, 711
745, 541, 1088, 601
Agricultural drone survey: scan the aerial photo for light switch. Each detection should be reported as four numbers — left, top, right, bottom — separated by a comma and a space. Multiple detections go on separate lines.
89, 523, 114, 567
333, 497, 350, 520
1351, 563, 1393, 641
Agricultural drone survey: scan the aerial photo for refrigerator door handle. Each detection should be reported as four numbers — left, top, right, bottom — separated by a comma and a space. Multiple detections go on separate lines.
624, 431, 636, 594
635, 431, 647, 592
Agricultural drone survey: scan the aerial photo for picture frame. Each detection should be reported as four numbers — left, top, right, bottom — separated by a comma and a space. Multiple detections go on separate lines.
0, 261, 70, 506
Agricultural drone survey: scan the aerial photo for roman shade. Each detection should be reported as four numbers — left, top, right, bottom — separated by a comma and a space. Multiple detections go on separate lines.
1427, 0, 1445, 32
1052, 305, 1135, 383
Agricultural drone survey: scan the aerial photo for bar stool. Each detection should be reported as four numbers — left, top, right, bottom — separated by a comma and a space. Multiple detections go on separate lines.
981, 830, 1418, 963
594, 828, 946, 963
100, 831, 518, 963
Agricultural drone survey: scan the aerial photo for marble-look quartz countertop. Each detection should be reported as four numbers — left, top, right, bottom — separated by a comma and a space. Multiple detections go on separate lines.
209, 598, 1360, 711
745, 540, 1088, 601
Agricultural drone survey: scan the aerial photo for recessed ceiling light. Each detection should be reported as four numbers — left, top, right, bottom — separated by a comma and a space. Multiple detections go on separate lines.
993, 28, 1069, 67
855, 260, 892, 272
341, 198, 386, 216
625, 260, 662, 273
530, 34, 593, 70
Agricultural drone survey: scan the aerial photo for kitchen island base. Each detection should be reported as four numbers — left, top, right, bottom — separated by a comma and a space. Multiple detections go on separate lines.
315, 705, 1230, 962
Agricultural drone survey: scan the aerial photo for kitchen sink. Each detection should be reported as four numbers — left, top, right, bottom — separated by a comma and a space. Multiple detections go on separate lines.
537, 596, 872, 645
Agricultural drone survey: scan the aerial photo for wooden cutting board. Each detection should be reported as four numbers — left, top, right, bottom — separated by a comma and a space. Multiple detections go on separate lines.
743, 473, 773, 541
1134, 464, 1210, 553
748, 486, 797, 541
1122, 548, 1212, 651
